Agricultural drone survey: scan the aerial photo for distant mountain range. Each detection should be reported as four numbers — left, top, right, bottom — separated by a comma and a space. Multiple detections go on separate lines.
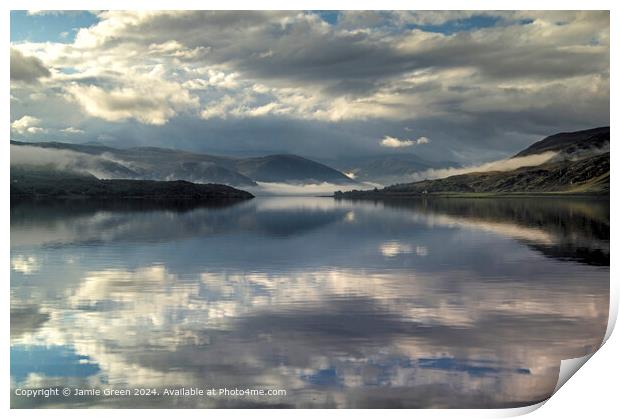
336, 127, 610, 197
335, 154, 459, 185
10, 141, 355, 187
12, 126, 610, 196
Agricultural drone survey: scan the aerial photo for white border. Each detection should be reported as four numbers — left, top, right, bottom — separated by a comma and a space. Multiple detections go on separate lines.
3, 1, 617, 418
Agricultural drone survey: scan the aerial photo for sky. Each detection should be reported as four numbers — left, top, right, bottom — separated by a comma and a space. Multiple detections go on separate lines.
10, 10, 610, 164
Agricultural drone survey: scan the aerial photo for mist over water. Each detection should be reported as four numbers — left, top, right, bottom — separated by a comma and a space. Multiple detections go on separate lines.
250, 181, 361, 196
10, 196, 609, 408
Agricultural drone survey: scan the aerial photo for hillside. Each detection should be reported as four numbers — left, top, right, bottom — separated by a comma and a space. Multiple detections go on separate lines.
382, 153, 608, 194
234, 154, 353, 183
11, 166, 254, 201
514, 126, 609, 157
10, 141, 355, 187
335, 127, 610, 198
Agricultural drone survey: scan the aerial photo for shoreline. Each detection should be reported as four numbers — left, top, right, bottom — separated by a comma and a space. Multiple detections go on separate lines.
332, 191, 609, 200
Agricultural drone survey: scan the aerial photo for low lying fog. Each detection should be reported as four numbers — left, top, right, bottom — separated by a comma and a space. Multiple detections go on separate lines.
401, 151, 558, 183
249, 182, 361, 196
10, 145, 128, 179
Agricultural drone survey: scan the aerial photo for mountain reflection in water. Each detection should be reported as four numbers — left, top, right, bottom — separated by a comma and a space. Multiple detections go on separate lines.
10, 196, 609, 408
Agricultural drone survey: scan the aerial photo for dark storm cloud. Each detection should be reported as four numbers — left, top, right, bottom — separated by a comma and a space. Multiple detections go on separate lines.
230, 21, 607, 94
10, 48, 50, 83
106, 11, 607, 94
57, 11, 610, 93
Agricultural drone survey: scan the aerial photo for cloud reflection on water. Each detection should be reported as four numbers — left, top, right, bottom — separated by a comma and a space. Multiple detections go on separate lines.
10, 197, 609, 408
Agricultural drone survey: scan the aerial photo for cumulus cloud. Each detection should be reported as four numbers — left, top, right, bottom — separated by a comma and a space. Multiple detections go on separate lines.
10, 116, 45, 135
61, 126, 85, 134
380, 135, 430, 148
13, 11, 610, 121
11, 255, 40, 275
65, 81, 199, 125
10, 48, 50, 83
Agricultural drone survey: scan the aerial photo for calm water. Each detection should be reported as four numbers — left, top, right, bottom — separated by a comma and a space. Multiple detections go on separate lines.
10, 196, 609, 408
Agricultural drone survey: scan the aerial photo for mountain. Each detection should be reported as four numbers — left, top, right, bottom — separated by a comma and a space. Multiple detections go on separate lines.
10, 141, 355, 187
234, 154, 353, 183
336, 127, 610, 197
514, 126, 609, 158
334, 153, 459, 184
11, 166, 254, 201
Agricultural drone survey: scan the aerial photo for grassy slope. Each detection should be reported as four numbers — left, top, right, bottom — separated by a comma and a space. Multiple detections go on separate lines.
337, 152, 609, 198
514, 126, 609, 157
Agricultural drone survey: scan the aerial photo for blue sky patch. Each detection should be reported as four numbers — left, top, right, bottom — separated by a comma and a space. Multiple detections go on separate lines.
11, 344, 100, 383
418, 357, 499, 377
408, 15, 503, 35
314, 11, 340, 25
10, 10, 99, 43
301, 367, 342, 387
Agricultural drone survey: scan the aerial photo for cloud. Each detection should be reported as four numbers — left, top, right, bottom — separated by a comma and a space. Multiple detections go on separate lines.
11, 256, 40, 275
65, 81, 199, 125
380, 241, 414, 257
380, 135, 430, 148
61, 127, 85, 134
10, 116, 45, 135
406, 151, 558, 182
26, 10, 71, 16
11, 145, 89, 169
10, 48, 50, 83
8, 11, 610, 161
380, 241, 428, 257
14, 11, 610, 120
250, 182, 358, 196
